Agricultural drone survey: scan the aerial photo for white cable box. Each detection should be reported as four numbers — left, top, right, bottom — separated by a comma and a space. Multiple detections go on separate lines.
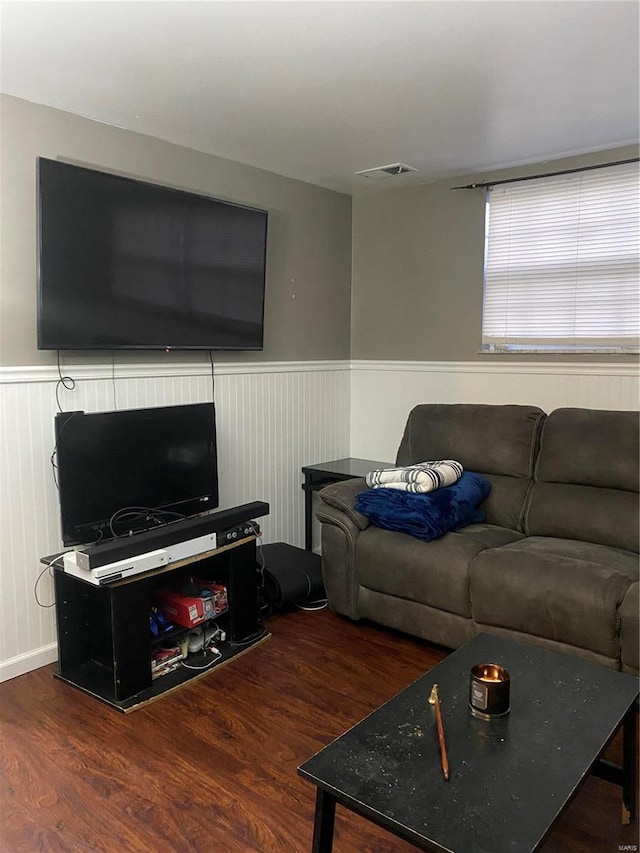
63, 548, 169, 584
62, 531, 218, 585
164, 530, 217, 564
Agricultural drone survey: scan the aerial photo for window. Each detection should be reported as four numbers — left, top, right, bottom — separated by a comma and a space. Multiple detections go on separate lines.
481, 161, 639, 353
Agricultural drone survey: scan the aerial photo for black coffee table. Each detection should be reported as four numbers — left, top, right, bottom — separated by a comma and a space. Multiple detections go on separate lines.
298, 633, 638, 852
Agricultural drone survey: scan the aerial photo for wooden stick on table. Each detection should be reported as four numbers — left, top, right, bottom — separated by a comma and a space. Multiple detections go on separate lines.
428, 684, 450, 781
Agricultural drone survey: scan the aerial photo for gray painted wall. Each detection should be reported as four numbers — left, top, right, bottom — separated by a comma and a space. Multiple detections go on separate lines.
351, 145, 639, 362
0, 95, 352, 367
2, 95, 636, 369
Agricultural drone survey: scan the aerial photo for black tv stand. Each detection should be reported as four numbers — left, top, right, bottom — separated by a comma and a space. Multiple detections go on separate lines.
47, 533, 267, 713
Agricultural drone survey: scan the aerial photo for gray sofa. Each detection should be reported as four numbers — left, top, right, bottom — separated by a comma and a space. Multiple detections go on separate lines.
316, 404, 639, 674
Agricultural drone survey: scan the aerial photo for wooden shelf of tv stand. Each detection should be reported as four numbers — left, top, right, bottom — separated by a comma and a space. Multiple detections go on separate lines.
50, 534, 265, 713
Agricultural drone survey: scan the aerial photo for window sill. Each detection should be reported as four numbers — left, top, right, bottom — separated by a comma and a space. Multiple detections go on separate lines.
480, 347, 640, 355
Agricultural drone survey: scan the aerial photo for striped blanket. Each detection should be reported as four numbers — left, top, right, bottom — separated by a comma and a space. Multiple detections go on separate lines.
365, 460, 463, 494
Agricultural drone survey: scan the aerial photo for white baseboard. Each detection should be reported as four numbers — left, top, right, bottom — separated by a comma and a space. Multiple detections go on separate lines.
0, 643, 58, 683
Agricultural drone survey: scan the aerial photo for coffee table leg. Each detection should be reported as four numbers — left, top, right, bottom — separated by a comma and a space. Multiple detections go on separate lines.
621, 708, 637, 825
311, 788, 336, 852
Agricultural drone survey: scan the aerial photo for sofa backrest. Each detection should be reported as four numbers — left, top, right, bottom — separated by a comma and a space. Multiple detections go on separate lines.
525, 408, 640, 553
396, 403, 546, 531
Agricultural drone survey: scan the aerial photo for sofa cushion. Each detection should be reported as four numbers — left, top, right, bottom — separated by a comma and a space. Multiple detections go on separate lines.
525, 483, 639, 553
526, 408, 640, 552
476, 474, 537, 532
470, 536, 638, 660
356, 523, 524, 618
535, 408, 639, 492
395, 404, 546, 530
396, 403, 545, 477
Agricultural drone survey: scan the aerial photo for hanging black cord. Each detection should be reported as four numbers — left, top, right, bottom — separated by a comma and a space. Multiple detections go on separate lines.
208, 350, 215, 403
55, 351, 75, 412
451, 157, 639, 190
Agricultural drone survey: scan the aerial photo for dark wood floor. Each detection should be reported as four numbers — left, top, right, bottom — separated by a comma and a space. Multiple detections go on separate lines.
0, 607, 637, 852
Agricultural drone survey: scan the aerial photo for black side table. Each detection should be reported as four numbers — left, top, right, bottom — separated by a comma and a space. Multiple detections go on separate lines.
301, 458, 391, 551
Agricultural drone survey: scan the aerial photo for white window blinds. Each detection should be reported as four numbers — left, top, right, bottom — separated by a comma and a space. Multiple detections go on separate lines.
482, 161, 640, 352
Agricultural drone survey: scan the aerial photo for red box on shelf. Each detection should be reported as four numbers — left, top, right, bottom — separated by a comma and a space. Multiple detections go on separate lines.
155, 583, 228, 629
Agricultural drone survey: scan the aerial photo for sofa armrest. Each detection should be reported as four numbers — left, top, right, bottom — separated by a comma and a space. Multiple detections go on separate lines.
316, 478, 370, 620
317, 477, 370, 531
620, 582, 639, 674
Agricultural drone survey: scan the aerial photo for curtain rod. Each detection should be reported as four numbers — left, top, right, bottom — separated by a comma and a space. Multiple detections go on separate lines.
450, 157, 639, 190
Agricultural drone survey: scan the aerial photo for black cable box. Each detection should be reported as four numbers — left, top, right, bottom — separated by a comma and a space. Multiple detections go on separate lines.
76, 501, 269, 570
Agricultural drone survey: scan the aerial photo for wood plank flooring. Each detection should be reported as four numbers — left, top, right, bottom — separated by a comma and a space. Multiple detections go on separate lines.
0, 607, 637, 852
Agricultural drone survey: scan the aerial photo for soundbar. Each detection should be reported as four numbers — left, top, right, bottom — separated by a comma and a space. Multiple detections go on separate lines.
75, 501, 269, 571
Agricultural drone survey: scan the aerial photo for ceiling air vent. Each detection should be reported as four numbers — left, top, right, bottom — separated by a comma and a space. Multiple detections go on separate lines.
356, 163, 418, 180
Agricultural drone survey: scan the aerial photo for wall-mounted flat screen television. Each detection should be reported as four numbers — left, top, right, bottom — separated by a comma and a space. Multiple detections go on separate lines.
37, 158, 268, 350
54, 403, 219, 546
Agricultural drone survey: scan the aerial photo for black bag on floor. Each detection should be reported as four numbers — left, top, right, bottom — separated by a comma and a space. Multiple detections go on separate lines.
261, 543, 325, 609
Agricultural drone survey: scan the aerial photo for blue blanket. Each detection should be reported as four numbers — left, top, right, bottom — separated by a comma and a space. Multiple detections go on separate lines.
355, 471, 491, 542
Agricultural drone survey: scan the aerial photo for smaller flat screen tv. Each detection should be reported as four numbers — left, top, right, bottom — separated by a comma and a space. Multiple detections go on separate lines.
55, 403, 219, 547
37, 157, 268, 350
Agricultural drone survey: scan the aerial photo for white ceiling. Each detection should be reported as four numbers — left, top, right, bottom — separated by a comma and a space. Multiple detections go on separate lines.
1, 1, 638, 194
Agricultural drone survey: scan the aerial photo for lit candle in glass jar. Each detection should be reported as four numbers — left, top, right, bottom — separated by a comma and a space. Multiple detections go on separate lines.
469, 663, 511, 718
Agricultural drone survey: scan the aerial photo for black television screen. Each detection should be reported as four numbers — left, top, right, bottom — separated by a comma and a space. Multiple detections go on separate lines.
54, 403, 219, 546
37, 158, 268, 350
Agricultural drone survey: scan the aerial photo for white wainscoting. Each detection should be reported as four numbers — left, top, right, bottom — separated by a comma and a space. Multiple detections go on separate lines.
350, 360, 640, 462
2, 357, 638, 681
0, 361, 350, 682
